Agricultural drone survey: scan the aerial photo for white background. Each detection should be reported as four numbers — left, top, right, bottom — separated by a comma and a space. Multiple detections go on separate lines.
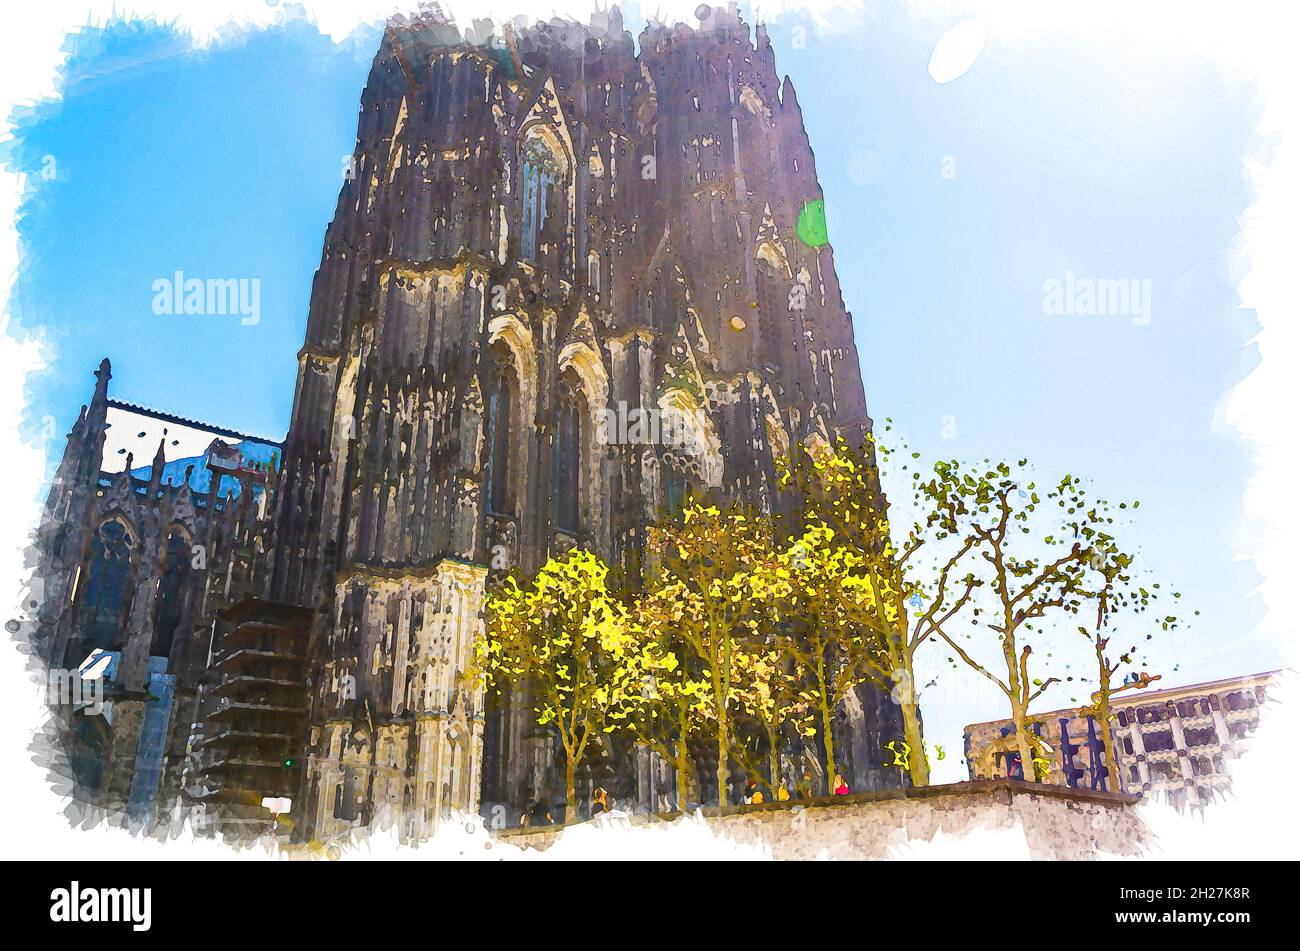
1, 0, 1296, 859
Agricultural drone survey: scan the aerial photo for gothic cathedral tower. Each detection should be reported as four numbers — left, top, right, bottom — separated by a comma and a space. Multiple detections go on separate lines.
272, 5, 900, 839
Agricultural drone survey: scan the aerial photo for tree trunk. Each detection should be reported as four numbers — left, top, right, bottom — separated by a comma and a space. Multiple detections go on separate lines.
714, 690, 733, 811
1097, 697, 1120, 791
895, 651, 930, 786
899, 697, 929, 787
716, 719, 730, 811
815, 653, 836, 793
564, 758, 577, 825
1012, 706, 1038, 783
675, 732, 690, 812
767, 725, 781, 797
1094, 667, 1120, 792
820, 702, 837, 794
1091, 637, 1121, 791
1006, 635, 1038, 783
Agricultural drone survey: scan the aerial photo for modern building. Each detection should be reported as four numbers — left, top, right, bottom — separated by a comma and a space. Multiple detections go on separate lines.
963, 670, 1278, 807
33, 4, 906, 840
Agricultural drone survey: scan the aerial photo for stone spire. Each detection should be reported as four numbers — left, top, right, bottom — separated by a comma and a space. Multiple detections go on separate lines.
149, 437, 167, 495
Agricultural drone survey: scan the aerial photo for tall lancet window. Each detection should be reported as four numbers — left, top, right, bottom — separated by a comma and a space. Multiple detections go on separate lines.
484, 358, 516, 517
520, 133, 564, 261
666, 471, 687, 518
553, 378, 583, 535
151, 528, 192, 660
82, 519, 134, 651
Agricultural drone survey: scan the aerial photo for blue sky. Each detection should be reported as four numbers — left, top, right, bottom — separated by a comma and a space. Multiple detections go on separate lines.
3, 4, 1274, 779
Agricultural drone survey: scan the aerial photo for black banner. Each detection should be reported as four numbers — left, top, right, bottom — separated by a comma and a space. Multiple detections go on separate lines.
8, 859, 1281, 940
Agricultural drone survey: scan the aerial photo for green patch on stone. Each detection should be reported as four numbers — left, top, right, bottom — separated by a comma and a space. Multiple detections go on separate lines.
796, 200, 829, 248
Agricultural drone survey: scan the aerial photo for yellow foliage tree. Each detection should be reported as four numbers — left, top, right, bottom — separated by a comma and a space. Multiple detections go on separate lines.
643, 501, 777, 809
750, 520, 891, 792
627, 614, 713, 811
729, 640, 816, 798
777, 437, 979, 787
474, 548, 649, 822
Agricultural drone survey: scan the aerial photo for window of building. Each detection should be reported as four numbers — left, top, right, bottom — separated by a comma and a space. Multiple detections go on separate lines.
754, 261, 787, 369
1149, 763, 1175, 783
1144, 730, 1176, 753
1224, 690, 1255, 712
485, 362, 516, 517
520, 135, 564, 261
999, 751, 1024, 780
81, 519, 134, 651
553, 379, 583, 535
150, 528, 192, 659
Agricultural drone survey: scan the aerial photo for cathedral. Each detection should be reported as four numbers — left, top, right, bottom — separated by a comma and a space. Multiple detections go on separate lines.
32, 4, 905, 840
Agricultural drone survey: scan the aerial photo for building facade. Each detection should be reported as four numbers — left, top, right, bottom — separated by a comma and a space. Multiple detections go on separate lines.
33, 370, 282, 827
963, 671, 1277, 807
33, 5, 906, 840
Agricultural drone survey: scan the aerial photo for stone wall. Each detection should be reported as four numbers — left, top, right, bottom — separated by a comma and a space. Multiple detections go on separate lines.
498, 780, 1148, 860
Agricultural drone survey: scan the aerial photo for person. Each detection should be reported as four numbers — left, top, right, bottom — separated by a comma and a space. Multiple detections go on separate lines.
833, 773, 850, 796
776, 783, 791, 802
591, 785, 609, 817
795, 771, 815, 799
743, 778, 764, 805
530, 795, 553, 826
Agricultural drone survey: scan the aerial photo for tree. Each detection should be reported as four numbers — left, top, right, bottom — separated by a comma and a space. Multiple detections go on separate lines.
755, 519, 883, 792
643, 501, 775, 809
1078, 526, 1188, 791
776, 436, 979, 787
729, 640, 816, 798
474, 548, 647, 821
923, 462, 1105, 782
627, 601, 712, 812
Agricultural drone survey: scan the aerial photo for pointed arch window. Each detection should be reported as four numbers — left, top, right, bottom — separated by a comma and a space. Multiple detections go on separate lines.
755, 260, 790, 369
756, 261, 784, 315
484, 357, 517, 517
520, 133, 565, 261
151, 528, 192, 659
553, 378, 583, 535
81, 519, 134, 651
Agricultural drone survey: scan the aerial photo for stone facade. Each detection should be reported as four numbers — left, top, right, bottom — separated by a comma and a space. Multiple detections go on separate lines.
33, 365, 281, 827
278, 5, 900, 833
32, 4, 907, 840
